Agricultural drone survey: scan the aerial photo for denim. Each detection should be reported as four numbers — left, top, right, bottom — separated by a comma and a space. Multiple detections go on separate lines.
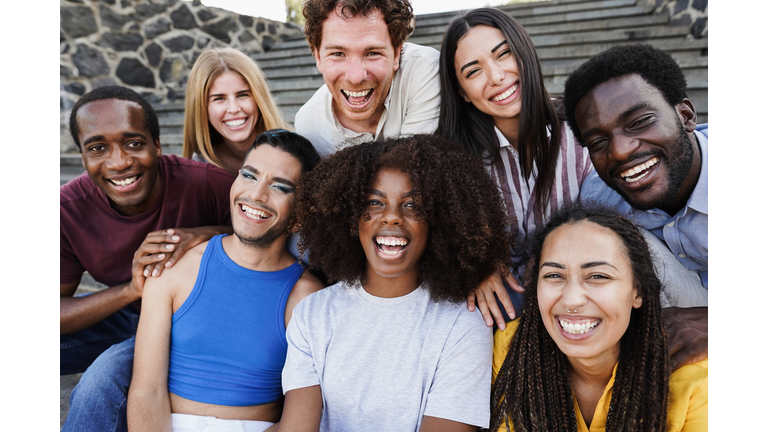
61, 307, 139, 432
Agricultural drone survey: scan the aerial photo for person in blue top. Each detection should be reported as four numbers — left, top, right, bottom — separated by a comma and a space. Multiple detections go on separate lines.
127, 130, 325, 432
563, 43, 708, 368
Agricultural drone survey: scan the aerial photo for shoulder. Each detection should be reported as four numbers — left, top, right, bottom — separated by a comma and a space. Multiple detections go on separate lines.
667, 359, 708, 431
579, 171, 627, 208
156, 239, 208, 285
694, 123, 708, 139
290, 269, 325, 303
670, 358, 708, 387
60, 171, 99, 205
401, 42, 440, 66
295, 86, 331, 123
160, 154, 234, 189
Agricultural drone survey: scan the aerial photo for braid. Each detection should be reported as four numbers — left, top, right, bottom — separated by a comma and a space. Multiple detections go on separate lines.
490, 204, 670, 432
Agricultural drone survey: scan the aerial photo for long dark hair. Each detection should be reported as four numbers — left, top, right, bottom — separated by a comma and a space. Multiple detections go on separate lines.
491, 204, 669, 432
436, 8, 563, 214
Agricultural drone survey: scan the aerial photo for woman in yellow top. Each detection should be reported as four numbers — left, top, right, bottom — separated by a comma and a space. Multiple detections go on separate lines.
183, 47, 288, 176
491, 205, 707, 432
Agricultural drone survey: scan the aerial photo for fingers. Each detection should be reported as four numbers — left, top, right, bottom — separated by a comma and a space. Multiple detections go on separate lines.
466, 291, 476, 312
503, 271, 525, 293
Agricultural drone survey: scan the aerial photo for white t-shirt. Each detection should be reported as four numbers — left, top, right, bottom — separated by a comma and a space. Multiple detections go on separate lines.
294, 42, 441, 158
282, 282, 492, 431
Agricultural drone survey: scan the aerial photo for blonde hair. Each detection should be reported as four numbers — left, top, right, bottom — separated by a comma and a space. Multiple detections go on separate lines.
183, 47, 288, 168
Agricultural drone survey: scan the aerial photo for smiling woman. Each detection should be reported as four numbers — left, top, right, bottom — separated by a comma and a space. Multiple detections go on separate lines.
490, 204, 708, 432
183, 48, 288, 176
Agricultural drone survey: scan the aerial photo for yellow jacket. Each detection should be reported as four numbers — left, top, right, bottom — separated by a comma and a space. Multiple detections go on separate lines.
492, 320, 707, 432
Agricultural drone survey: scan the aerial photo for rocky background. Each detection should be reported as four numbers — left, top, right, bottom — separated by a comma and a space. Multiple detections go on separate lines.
654, 0, 707, 38
60, 0, 302, 152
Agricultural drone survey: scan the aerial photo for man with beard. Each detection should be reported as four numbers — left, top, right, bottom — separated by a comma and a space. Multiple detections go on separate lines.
128, 130, 324, 432
563, 44, 708, 368
295, 0, 440, 157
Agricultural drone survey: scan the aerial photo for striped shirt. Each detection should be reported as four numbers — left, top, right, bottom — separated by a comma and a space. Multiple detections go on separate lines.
486, 122, 592, 277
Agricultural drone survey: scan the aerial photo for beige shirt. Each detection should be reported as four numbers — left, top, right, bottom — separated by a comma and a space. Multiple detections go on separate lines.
295, 42, 441, 158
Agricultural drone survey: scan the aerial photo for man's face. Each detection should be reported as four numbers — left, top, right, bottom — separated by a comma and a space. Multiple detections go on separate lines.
77, 99, 162, 216
230, 145, 302, 249
574, 74, 699, 213
313, 5, 401, 133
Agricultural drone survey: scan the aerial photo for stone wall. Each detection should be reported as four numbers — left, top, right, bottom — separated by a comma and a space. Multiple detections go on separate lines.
653, 0, 707, 38
60, 0, 303, 110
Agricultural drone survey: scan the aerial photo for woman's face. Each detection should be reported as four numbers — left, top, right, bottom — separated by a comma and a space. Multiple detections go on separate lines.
358, 168, 429, 287
207, 70, 261, 151
454, 25, 522, 126
536, 220, 643, 364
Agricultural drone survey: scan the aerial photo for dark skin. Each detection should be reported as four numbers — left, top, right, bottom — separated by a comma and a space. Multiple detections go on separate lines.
573, 74, 707, 369
61, 99, 231, 334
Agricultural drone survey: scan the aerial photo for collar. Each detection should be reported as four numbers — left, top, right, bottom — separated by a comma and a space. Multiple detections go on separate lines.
686, 125, 708, 215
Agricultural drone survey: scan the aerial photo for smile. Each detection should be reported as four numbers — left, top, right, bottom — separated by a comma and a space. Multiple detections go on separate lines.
375, 236, 409, 256
342, 88, 374, 105
240, 203, 271, 220
491, 83, 519, 102
224, 119, 246, 127
619, 157, 659, 183
109, 175, 139, 187
559, 317, 601, 335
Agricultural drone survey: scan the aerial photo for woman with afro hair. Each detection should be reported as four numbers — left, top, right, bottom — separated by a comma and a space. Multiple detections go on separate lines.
490, 204, 707, 432
275, 134, 515, 431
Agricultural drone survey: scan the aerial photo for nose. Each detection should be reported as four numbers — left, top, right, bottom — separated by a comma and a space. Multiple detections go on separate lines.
105, 145, 132, 172
488, 62, 504, 86
226, 96, 241, 114
250, 179, 270, 203
607, 134, 641, 163
345, 56, 367, 84
381, 205, 403, 226
561, 278, 587, 313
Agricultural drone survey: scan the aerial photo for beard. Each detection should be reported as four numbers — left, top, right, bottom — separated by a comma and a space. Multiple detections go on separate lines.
610, 121, 694, 211
233, 215, 291, 250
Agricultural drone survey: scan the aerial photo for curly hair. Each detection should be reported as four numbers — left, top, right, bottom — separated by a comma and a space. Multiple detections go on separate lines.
70, 85, 160, 151
302, 0, 414, 53
295, 134, 514, 303
436, 8, 564, 215
563, 43, 688, 143
491, 204, 669, 432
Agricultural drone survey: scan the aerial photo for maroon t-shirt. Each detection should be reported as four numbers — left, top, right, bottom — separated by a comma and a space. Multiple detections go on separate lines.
60, 155, 234, 287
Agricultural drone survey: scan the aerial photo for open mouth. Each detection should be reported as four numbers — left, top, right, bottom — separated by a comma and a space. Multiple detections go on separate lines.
342, 89, 374, 106
240, 203, 271, 221
619, 157, 658, 184
108, 175, 140, 187
558, 317, 601, 335
224, 119, 246, 127
375, 236, 409, 256
490, 82, 519, 102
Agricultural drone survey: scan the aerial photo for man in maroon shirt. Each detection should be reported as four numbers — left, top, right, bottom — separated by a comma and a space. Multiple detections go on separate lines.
61, 86, 234, 432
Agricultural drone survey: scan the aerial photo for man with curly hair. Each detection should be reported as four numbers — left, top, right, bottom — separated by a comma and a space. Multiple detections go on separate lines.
276, 135, 514, 431
295, 0, 441, 157
564, 44, 708, 368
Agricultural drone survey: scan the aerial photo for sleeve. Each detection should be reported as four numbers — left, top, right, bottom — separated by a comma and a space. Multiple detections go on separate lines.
667, 360, 708, 432
423, 319, 493, 428
282, 300, 321, 393
399, 51, 441, 136
60, 206, 85, 285
204, 165, 235, 226
492, 320, 519, 384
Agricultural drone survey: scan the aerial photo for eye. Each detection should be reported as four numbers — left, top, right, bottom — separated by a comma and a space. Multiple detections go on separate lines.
465, 68, 479, 79
586, 138, 608, 151
497, 49, 511, 60
588, 273, 610, 280
272, 184, 294, 194
330, 52, 344, 58
404, 200, 416, 209
126, 140, 144, 148
365, 51, 382, 57
542, 272, 564, 280
237, 92, 251, 99
630, 115, 654, 129
87, 144, 106, 153
366, 199, 383, 207
239, 170, 257, 181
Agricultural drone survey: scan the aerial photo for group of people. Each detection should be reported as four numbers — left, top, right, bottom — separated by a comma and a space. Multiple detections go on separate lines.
60, 0, 708, 431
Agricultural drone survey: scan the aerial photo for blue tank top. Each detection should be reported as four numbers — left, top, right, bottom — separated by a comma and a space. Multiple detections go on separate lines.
168, 234, 304, 406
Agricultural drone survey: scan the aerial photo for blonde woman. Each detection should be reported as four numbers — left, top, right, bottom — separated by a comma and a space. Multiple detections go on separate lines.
183, 47, 288, 176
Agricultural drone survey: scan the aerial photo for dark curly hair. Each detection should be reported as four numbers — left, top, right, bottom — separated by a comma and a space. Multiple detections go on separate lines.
563, 43, 688, 143
69, 85, 160, 151
491, 203, 669, 432
295, 134, 514, 303
302, 0, 414, 53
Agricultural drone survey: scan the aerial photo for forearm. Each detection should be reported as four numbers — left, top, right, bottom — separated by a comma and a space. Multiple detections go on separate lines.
60, 283, 138, 334
127, 386, 172, 432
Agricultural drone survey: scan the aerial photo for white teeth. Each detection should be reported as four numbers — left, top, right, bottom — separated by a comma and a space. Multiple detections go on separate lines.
376, 236, 408, 246
491, 83, 519, 102
111, 176, 138, 186
342, 89, 371, 98
241, 204, 270, 220
225, 119, 246, 127
559, 318, 600, 335
620, 157, 658, 182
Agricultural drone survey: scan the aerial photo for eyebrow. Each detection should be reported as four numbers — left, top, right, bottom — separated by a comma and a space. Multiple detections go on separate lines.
540, 261, 617, 270
323, 44, 387, 52
369, 189, 414, 199
242, 165, 296, 188
82, 131, 147, 147
460, 41, 508, 73
209, 89, 250, 98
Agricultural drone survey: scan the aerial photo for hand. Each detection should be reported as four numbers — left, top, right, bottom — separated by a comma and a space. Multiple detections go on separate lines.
467, 266, 524, 329
663, 306, 707, 371
141, 227, 222, 278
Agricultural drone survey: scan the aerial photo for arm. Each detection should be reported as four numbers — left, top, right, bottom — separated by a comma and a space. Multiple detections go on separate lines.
664, 306, 707, 370
284, 270, 324, 328
126, 270, 175, 432
61, 278, 139, 334
420, 416, 477, 432
467, 266, 524, 330
276, 386, 323, 432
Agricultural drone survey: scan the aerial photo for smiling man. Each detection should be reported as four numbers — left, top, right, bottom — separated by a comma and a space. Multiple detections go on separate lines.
127, 130, 323, 432
295, 0, 440, 157
61, 86, 234, 432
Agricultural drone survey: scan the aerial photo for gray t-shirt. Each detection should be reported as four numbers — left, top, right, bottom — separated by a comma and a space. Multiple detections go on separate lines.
283, 282, 492, 431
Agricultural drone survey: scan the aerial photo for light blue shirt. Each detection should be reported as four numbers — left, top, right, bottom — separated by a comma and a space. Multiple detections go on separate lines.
579, 124, 708, 288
